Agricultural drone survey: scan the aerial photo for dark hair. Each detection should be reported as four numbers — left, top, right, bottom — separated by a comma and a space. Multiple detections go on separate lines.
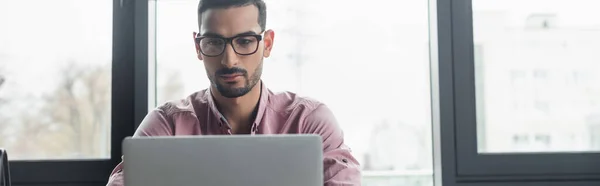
197, 0, 267, 31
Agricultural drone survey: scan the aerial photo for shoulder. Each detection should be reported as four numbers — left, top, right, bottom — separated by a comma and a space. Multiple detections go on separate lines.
267, 90, 330, 117
155, 89, 211, 117
266, 90, 338, 130
135, 89, 210, 136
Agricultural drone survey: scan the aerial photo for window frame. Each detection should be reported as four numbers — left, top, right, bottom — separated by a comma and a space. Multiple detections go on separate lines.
450, 0, 600, 180
433, 0, 600, 185
8, 0, 147, 184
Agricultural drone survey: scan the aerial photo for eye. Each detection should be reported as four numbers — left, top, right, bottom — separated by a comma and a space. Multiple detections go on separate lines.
207, 39, 224, 45
202, 38, 224, 46
236, 38, 252, 45
235, 36, 257, 46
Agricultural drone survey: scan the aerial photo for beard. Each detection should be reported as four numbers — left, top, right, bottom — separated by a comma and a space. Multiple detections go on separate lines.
209, 62, 263, 98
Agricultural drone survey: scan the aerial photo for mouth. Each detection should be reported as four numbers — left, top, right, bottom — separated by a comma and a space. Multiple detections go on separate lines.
219, 73, 243, 82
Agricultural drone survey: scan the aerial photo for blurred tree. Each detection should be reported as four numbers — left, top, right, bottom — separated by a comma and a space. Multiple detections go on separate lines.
42, 61, 111, 158
26, 61, 112, 159
2, 61, 186, 159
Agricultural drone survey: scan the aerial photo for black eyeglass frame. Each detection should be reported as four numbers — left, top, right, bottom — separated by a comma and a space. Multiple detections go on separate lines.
195, 33, 263, 57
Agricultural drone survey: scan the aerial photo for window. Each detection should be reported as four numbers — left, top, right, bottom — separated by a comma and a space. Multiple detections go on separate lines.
150, 0, 433, 185
1, 0, 139, 184
0, 0, 112, 161
513, 134, 529, 144
511, 134, 530, 151
449, 0, 600, 178
525, 14, 558, 29
534, 134, 551, 145
473, 0, 600, 154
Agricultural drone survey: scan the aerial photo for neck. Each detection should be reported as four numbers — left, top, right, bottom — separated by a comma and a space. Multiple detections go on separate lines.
211, 81, 262, 126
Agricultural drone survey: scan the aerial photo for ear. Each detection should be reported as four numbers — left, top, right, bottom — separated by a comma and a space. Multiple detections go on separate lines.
262, 29, 275, 58
193, 32, 203, 60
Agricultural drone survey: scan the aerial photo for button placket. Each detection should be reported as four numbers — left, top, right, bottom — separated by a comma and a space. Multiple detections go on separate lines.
250, 123, 258, 135
219, 116, 231, 134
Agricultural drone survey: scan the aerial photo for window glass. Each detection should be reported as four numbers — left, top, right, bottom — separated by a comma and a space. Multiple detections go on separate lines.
474, 0, 600, 153
0, 0, 112, 160
152, 0, 433, 185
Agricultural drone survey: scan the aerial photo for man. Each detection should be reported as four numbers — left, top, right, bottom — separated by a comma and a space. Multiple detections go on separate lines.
106, 0, 361, 185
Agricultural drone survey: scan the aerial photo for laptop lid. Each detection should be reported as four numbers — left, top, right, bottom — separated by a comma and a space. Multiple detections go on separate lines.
123, 134, 323, 186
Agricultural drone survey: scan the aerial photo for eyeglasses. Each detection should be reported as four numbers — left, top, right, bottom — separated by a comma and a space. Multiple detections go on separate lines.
195, 33, 263, 57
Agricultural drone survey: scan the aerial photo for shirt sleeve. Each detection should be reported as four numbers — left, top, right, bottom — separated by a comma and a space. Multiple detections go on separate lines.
106, 109, 174, 186
303, 104, 362, 186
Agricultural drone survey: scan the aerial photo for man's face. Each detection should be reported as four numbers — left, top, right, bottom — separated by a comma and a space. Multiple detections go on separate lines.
194, 5, 274, 98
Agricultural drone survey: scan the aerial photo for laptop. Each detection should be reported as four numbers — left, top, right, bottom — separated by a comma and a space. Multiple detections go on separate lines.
122, 134, 323, 186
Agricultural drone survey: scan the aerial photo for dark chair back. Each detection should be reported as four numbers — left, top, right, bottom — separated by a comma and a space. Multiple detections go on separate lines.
0, 149, 10, 186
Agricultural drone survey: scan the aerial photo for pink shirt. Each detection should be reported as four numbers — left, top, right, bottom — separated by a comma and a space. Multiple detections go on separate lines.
106, 82, 362, 186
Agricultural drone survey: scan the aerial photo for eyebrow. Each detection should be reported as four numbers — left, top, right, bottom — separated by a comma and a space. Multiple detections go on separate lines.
201, 31, 259, 38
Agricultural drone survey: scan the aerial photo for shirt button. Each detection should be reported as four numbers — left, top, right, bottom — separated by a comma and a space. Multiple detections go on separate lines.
342, 159, 348, 163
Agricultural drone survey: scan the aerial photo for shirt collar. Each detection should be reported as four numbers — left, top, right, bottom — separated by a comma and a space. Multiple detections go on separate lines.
206, 81, 269, 128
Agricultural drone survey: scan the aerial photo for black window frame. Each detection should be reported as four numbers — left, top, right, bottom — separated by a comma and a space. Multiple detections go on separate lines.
8, 0, 148, 185
432, 0, 600, 185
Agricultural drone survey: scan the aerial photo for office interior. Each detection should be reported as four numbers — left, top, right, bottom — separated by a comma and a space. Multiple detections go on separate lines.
1, 0, 599, 186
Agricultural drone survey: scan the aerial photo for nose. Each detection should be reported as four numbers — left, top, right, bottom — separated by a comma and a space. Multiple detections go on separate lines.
220, 44, 239, 68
